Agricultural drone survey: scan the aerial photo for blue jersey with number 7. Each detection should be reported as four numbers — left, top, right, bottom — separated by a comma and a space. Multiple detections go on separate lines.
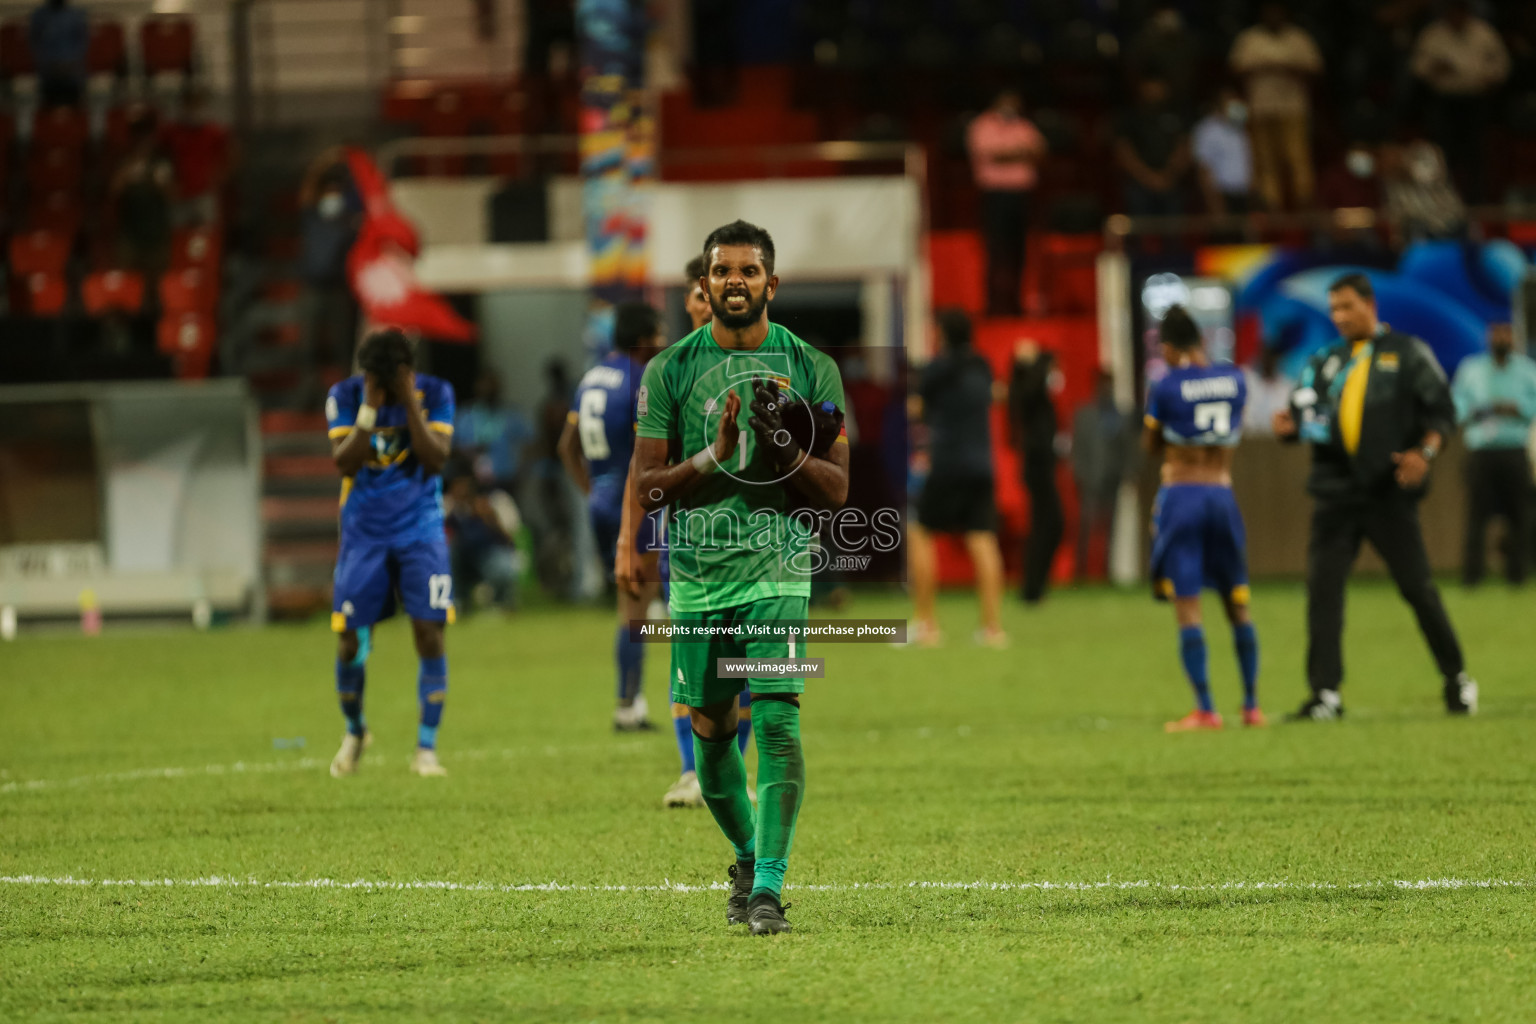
1146, 364, 1248, 448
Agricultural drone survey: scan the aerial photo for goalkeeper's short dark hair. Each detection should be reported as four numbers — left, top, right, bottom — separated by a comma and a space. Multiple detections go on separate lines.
685, 255, 707, 285
613, 302, 660, 351
702, 220, 775, 277
1159, 305, 1201, 351
357, 327, 415, 379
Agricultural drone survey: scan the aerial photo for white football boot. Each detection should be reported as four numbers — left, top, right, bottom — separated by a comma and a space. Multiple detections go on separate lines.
409, 747, 448, 777
329, 731, 371, 777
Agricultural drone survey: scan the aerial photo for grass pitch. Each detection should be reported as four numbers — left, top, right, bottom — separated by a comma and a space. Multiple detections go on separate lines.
3, 582, 1535, 1022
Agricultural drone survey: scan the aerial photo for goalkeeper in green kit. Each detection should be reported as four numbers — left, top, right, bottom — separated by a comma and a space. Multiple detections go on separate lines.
634, 220, 848, 935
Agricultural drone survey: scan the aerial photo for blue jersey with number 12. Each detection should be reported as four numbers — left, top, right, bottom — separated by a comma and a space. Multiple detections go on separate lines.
570, 351, 643, 514
1146, 364, 1248, 447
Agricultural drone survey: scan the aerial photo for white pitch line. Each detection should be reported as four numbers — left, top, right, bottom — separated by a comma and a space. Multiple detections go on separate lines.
0, 741, 651, 796
0, 874, 1527, 895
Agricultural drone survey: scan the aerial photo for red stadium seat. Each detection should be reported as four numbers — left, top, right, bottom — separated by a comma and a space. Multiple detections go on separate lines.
0, 19, 32, 77
12, 271, 67, 316
27, 188, 83, 235
86, 20, 127, 76
9, 228, 71, 275
169, 225, 222, 270
82, 269, 146, 315
140, 16, 194, 74
159, 266, 218, 314
157, 312, 216, 378
32, 105, 88, 151
27, 143, 84, 193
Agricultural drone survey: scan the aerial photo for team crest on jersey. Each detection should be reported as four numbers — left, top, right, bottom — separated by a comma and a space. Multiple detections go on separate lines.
1376, 353, 1400, 371
637, 384, 648, 417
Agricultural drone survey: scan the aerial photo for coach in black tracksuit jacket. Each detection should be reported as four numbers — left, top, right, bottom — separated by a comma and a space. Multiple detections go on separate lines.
1274, 273, 1476, 719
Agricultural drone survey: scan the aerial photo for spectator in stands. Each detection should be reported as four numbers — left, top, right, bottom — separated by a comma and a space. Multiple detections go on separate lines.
110, 113, 174, 277
1410, 0, 1510, 203
1113, 75, 1191, 217
445, 466, 522, 613
28, 0, 88, 107
298, 149, 362, 394
1192, 85, 1254, 216
1009, 340, 1064, 604
1230, 3, 1323, 210
160, 88, 235, 226
454, 367, 535, 494
1453, 323, 1536, 587
1071, 369, 1129, 581
1318, 140, 1383, 210
1124, 4, 1202, 113
1382, 138, 1466, 241
1242, 347, 1294, 435
966, 89, 1047, 318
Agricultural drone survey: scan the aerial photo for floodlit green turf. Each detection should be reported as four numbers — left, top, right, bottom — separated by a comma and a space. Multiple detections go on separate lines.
3, 582, 1535, 1022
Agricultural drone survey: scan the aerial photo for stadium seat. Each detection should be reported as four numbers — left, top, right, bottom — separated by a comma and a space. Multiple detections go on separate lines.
82, 268, 146, 316
0, 19, 32, 77
32, 105, 89, 151
156, 312, 216, 378
26, 144, 85, 194
140, 16, 194, 75
86, 20, 127, 77
169, 226, 222, 270
12, 271, 67, 316
27, 188, 83, 235
9, 228, 71, 275
159, 266, 218, 314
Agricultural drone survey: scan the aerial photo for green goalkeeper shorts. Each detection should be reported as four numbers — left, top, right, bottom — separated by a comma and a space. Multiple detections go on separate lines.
669, 594, 810, 708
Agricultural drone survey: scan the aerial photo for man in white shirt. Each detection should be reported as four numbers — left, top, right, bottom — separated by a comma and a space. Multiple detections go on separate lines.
1230, 3, 1323, 210
1242, 348, 1292, 435
1192, 86, 1254, 216
1411, 0, 1510, 202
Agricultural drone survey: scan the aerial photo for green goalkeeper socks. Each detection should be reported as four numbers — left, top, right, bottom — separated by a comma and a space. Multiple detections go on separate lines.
693, 730, 756, 862
750, 697, 804, 899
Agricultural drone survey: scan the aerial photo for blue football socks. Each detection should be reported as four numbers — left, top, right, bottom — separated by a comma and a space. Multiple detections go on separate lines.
673, 704, 696, 773
1179, 626, 1213, 713
417, 655, 447, 749
335, 626, 370, 736
1233, 622, 1260, 710
736, 690, 752, 754
615, 625, 643, 704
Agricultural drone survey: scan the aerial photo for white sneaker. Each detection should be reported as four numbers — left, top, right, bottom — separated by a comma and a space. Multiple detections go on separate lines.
613, 693, 655, 731
1447, 673, 1479, 715
663, 770, 704, 808
409, 747, 448, 777
329, 731, 371, 777
973, 627, 1010, 649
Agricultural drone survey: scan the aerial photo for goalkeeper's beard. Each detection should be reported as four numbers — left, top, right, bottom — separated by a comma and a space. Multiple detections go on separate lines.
709, 287, 769, 330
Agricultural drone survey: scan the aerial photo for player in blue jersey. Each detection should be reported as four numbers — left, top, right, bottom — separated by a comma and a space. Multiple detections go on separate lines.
325, 328, 457, 777
559, 302, 667, 733
1142, 305, 1264, 731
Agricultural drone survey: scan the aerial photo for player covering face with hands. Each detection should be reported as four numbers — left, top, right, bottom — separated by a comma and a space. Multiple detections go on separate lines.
325, 327, 457, 778
631, 221, 849, 934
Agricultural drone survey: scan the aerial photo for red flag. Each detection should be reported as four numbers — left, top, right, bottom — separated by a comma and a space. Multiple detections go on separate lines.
343, 147, 476, 344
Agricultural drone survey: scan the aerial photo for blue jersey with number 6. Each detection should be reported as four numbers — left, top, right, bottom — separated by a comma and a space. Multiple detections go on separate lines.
570, 351, 643, 517
1146, 363, 1247, 447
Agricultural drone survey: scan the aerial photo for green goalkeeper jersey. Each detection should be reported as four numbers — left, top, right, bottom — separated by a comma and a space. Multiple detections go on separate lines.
636, 321, 846, 613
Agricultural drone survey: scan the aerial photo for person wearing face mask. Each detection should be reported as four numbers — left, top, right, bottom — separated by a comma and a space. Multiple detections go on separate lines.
1192, 86, 1254, 217
1382, 139, 1466, 242
966, 89, 1048, 317
298, 148, 363, 396
1452, 323, 1536, 586
1318, 142, 1382, 211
